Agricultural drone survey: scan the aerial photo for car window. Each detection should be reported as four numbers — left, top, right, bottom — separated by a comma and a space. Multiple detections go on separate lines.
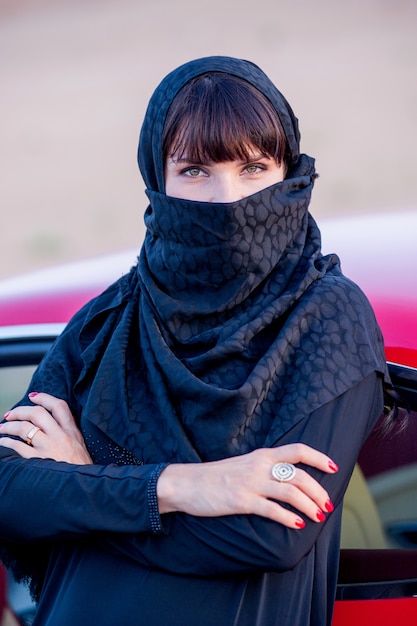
0, 358, 40, 621
355, 405, 417, 551
0, 364, 35, 416
341, 364, 417, 553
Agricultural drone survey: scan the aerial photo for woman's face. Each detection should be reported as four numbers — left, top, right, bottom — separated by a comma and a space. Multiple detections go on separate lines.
165, 146, 285, 203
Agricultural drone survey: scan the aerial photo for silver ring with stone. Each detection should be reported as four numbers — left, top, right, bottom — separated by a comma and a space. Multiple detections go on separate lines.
272, 462, 296, 482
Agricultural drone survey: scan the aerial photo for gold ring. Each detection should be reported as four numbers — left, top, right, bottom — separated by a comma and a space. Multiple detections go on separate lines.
25, 426, 41, 446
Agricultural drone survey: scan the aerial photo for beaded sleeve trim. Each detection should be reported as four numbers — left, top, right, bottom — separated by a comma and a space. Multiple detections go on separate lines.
147, 462, 169, 534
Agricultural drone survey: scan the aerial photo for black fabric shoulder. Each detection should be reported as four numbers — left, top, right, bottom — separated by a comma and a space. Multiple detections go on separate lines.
77, 264, 139, 339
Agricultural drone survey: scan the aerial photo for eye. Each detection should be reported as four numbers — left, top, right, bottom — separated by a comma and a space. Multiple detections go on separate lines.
244, 164, 266, 174
183, 166, 204, 178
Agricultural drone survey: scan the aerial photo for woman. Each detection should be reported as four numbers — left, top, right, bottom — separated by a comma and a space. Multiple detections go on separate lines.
0, 56, 389, 626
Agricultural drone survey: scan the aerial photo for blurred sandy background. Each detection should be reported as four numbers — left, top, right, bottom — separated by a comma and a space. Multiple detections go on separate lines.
1, 0, 416, 280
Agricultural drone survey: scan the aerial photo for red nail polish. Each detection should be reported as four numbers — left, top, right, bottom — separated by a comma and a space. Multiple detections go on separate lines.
295, 518, 305, 529
316, 510, 326, 522
28, 392, 39, 398
325, 499, 334, 513
328, 460, 339, 472
3, 411, 10, 419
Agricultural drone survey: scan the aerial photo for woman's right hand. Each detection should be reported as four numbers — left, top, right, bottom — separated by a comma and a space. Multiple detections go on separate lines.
157, 443, 338, 529
0, 392, 92, 465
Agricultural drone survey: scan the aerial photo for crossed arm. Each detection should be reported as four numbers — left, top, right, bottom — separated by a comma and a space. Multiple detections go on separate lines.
0, 373, 383, 576
1, 392, 335, 529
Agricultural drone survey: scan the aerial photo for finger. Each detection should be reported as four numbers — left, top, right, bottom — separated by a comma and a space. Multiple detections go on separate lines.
271, 443, 338, 475
0, 437, 44, 459
261, 500, 308, 529
0, 419, 43, 444
4, 405, 57, 435
293, 468, 334, 513
27, 392, 77, 432
269, 479, 330, 524
255, 497, 307, 529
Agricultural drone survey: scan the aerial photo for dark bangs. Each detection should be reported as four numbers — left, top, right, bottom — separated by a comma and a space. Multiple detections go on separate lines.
162, 72, 288, 166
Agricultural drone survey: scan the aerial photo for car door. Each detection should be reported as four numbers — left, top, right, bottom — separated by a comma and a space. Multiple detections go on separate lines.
333, 362, 417, 625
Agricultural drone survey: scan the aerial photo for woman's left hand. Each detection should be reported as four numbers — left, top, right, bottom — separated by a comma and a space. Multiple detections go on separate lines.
0, 392, 93, 464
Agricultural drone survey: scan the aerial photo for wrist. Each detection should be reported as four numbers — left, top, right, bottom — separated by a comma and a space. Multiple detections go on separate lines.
157, 463, 196, 514
156, 463, 180, 514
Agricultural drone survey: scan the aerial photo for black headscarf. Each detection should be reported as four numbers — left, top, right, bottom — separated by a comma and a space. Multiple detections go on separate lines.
76, 56, 389, 463
100, 55, 387, 462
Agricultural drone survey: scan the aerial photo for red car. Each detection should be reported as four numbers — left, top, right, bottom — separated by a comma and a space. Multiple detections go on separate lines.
0, 210, 416, 625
